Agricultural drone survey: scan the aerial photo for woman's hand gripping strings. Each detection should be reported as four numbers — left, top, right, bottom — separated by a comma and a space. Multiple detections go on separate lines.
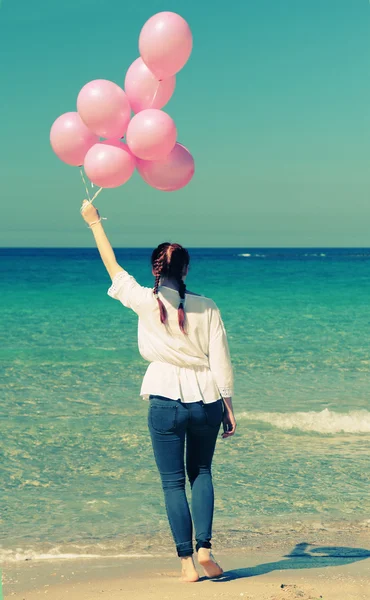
80, 198, 105, 229
80, 199, 123, 281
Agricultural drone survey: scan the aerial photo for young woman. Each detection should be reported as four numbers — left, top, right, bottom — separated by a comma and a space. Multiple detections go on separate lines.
81, 199, 236, 582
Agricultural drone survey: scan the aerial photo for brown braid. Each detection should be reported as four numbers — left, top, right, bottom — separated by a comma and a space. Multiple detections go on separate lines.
176, 276, 187, 334
152, 250, 168, 325
151, 242, 190, 334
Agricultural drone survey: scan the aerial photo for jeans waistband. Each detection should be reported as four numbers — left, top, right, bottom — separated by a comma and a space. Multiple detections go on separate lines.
149, 395, 222, 405
149, 394, 210, 405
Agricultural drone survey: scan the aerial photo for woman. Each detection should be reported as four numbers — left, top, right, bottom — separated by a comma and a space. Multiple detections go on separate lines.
81, 199, 236, 582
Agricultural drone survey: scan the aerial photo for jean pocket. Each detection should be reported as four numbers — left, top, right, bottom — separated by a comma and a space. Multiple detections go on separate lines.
204, 400, 223, 428
149, 404, 178, 433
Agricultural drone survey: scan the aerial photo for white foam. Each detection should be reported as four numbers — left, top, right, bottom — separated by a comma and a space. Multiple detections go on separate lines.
238, 253, 251, 257
237, 408, 370, 434
0, 547, 159, 563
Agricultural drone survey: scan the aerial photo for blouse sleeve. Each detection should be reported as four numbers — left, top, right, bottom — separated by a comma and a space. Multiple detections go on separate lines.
107, 269, 148, 314
208, 306, 234, 398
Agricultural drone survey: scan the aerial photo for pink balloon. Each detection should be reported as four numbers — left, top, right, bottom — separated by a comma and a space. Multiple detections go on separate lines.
126, 109, 177, 161
50, 112, 98, 166
124, 57, 176, 113
84, 140, 136, 188
77, 79, 131, 138
137, 143, 194, 191
139, 12, 193, 80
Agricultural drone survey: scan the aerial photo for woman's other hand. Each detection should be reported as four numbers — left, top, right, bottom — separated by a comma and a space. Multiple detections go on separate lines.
222, 407, 236, 438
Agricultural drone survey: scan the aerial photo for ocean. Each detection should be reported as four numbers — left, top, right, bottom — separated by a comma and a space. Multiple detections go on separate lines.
1, 247, 370, 562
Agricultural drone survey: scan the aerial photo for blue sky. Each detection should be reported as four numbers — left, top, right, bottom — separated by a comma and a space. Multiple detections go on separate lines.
0, 0, 369, 247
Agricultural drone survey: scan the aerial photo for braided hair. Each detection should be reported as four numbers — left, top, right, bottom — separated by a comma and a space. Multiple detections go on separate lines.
151, 242, 190, 334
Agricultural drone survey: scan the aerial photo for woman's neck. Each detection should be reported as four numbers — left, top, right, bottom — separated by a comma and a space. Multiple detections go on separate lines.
160, 277, 184, 290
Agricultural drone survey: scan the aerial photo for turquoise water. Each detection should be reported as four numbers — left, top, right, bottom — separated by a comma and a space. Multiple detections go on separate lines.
1, 248, 370, 561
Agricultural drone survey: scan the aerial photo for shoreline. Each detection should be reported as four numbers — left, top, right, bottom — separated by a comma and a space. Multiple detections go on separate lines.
2, 514, 370, 562
3, 531, 370, 600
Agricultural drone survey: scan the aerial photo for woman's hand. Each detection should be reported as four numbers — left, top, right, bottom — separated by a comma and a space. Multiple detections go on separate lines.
80, 199, 100, 226
222, 408, 237, 438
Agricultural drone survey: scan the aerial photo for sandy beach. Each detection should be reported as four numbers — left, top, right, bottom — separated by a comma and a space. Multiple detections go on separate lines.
4, 533, 370, 600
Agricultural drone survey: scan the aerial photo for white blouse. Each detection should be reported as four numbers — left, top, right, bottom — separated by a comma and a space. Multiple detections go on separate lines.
107, 269, 234, 404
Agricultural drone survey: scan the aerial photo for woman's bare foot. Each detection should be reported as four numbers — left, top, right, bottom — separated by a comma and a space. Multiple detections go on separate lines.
197, 548, 223, 578
180, 556, 199, 582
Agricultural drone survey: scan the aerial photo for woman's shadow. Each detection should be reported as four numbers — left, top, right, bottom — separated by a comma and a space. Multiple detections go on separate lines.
210, 542, 370, 582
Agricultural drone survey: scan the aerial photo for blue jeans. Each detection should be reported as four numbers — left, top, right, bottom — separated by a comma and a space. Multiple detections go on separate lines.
148, 395, 224, 557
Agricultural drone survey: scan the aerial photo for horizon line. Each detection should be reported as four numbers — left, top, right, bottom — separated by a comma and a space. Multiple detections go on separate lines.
1, 246, 370, 250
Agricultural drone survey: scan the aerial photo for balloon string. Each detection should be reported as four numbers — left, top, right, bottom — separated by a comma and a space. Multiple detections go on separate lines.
89, 186, 103, 204
151, 81, 160, 107
80, 167, 91, 201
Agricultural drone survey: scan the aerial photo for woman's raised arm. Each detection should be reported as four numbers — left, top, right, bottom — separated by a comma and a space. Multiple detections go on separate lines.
80, 199, 150, 314
80, 199, 122, 280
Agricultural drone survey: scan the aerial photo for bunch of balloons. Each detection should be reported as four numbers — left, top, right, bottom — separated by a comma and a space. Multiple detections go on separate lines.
50, 12, 194, 193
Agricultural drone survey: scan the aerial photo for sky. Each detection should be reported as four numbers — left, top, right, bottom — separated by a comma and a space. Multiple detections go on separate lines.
0, 0, 369, 247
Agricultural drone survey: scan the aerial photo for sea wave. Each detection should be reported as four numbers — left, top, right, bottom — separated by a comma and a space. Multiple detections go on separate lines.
237, 253, 266, 258
237, 408, 370, 434
235, 250, 370, 260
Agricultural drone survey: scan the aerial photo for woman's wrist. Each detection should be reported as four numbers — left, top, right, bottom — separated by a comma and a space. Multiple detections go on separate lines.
87, 219, 101, 228
87, 217, 103, 229
222, 397, 234, 413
